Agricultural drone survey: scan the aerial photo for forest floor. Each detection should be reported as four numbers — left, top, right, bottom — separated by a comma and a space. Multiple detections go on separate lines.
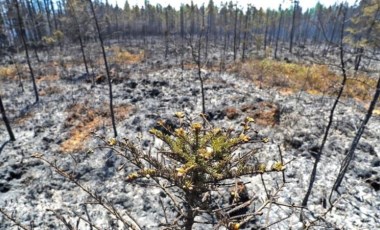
0, 39, 379, 229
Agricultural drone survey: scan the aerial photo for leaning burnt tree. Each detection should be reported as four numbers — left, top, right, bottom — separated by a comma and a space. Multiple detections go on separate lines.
330, 70, 380, 203
329, 0, 380, 202
0, 94, 15, 141
88, 0, 117, 137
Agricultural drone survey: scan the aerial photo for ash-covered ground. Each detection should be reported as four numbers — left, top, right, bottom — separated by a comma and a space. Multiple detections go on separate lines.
0, 41, 379, 229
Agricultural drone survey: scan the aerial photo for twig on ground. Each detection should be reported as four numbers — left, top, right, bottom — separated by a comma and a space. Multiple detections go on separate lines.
0, 208, 30, 230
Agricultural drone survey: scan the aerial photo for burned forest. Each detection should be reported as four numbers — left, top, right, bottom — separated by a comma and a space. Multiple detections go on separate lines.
0, 0, 380, 229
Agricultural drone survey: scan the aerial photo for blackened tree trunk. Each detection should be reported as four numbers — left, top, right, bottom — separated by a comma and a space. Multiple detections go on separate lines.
50, 0, 58, 31
189, 28, 206, 117
164, 8, 169, 59
354, 7, 380, 72
0, 95, 15, 141
220, 29, 228, 73
325, 4, 342, 56
302, 5, 347, 207
198, 30, 206, 116
25, 0, 41, 63
289, 0, 299, 53
180, 5, 185, 39
190, 2, 195, 42
15, 0, 39, 103
68, 0, 90, 82
274, 5, 283, 59
233, 5, 238, 61
330, 73, 380, 203
88, 0, 117, 137
264, 10, 270, 51
241, 8, 249, 61
43, 0, 53, 34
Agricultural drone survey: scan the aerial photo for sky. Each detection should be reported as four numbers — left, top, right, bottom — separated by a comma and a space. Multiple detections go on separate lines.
108, 0, 358, 11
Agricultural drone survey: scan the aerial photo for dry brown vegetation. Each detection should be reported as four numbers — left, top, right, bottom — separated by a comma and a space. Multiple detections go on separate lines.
109, 46, 144, 65
239, 59, 378, 102
60, 103, 133, 153
223, 102, 280, 126
14, 111, 34, 125
39, 86, 62, 96
241, 102, 280, 126
37, 74, 60, 83
0, 65, 17, 80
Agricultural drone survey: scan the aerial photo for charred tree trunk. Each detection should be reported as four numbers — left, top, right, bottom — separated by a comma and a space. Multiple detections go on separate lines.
274, 5, 283, 59
330, 73, 380, 202
88, 0, 117, 137
325, 4, 342, 56
264, 10, 270, 51
289, 0, 299, 53
43, 0, 52, 34
0, 95, 15, 141
165, 9, 169, 59
354, 7, 379, 72
15, 0, 39, 103
50, 0, 58, 31
302, 5, 347, 207
220, 30, 228, 74
190, 29, 206, 117
241, 9, 249, 61
68, 1, 90, 82
233, 6, 238, 61
25, 0, 41, 63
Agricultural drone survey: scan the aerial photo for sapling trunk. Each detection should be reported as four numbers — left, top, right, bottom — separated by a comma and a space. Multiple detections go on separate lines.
0, 95, 15, 141
68, 0, 90, 82
88, 0, 117, 137
302, 5, 347, 207
274, 5, 283, 59
330, 70, 380, 203
15, 0, 39, 103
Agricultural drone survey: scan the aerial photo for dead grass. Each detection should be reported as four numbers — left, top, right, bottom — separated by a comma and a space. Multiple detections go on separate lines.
241, 102, 280, 126
239, 59, 378, 102
37, 74, 60, 83
225, 107, 239, 119
0, 65, 17, 79
14, 111, 34, 125
39, 86, 63, 96
60, 103, 133, 153
109, 46, 144, 65
373, 109, 380, 116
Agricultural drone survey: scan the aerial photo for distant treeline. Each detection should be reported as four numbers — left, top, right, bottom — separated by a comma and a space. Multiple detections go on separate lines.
0, 0, 379, 56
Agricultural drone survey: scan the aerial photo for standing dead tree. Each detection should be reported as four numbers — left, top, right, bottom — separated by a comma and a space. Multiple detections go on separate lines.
88, 0, 117, 137
67, 0, 91, 84
301, 4, 347, 207
233, 4, 239, 61
0, 94, 15, 141
329, 72, 380, 203
274, 5, 283, 59
189, 28, 206, 117
241, 7, 250, 62
14, 0, 39, 104
289, 0, 299, 53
